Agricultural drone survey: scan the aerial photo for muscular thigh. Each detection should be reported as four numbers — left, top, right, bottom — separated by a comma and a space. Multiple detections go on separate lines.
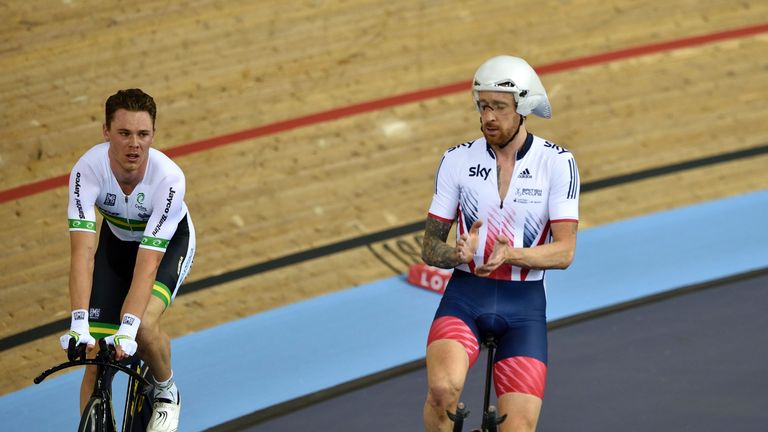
152, 214, 195, 309
495, 320, 548, 364
493, 320, 548, 399
492, 286, 548, 399
428, 271, 484, 366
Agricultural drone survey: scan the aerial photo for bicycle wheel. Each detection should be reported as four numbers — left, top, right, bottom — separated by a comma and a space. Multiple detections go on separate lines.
78, 396, 109, 432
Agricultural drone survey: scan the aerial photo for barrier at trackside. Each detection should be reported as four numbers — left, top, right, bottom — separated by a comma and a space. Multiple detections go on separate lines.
407, 263, 452, 294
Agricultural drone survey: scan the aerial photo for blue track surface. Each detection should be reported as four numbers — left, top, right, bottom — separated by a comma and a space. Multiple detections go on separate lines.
2, 189, 767, 431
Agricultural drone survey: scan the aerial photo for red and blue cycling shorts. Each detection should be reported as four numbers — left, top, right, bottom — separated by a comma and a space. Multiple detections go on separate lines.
427, 270, 548, 399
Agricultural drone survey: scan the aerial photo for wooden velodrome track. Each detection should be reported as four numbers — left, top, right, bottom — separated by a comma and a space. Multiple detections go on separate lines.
1, 0, 767, 398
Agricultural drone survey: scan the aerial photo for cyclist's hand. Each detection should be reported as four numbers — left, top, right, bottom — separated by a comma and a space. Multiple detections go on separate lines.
475, 234, 512, 277
105, 334, 138, 360
59, 309, 96, 353
456, 220, 482, 264
104, 313, 141, 360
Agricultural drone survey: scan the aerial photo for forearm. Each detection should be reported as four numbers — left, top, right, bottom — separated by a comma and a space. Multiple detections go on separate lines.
69, 263, 94, 310
506, 241, 575, 270
422, 237, 463, 269
69, 233, 95, 311
421, 216, 464, 269
121, 249, 162, 318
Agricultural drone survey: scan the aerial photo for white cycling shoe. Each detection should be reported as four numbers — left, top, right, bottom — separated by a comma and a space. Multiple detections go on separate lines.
147, 394, 181, 432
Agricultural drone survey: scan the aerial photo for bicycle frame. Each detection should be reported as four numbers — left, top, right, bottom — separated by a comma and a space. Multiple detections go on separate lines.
447, 336, 507, 432
121, 357, 153, 431
34, 339, 152, 431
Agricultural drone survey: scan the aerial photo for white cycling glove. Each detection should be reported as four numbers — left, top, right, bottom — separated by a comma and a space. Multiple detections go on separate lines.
104, 313, 141, 356
59, 309, 96, 350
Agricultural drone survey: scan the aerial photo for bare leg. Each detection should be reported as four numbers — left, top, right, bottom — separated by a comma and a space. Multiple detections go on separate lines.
136, 297, 172, 382
138, 296, 182, 431
497, 392, 542, 432
80, 364, 97, 413
423, 340, 470, 432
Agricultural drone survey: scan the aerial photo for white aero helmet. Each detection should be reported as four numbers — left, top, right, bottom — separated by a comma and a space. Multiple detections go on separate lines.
472, 55, 551, 118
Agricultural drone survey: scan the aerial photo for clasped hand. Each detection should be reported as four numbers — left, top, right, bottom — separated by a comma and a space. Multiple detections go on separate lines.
455, 220, 513, 277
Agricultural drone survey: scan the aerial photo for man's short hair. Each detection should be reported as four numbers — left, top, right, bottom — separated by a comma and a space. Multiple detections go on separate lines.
105, 89, 157, 128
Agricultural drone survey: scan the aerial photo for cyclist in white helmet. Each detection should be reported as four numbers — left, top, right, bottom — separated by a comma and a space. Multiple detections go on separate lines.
421, 55, 579, 432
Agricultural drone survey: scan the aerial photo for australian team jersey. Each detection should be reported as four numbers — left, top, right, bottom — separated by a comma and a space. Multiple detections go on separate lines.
428, 133, 579, 281
67, 143, 190, 253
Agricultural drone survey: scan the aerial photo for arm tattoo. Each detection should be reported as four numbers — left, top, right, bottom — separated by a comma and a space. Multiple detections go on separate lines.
421, 217, 462, 269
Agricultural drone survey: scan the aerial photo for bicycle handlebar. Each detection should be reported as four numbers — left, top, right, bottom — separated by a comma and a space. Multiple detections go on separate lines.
34, 340, 151, 387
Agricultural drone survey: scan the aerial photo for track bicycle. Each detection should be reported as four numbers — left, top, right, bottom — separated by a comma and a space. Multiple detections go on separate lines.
34, 338, 153, 432
447, 335, 507, 432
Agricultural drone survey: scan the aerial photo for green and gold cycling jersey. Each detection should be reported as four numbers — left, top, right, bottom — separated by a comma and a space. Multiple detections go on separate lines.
67, 142, 190, 253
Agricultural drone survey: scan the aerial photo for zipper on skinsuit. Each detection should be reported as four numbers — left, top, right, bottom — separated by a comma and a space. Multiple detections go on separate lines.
124, 195, 133, 232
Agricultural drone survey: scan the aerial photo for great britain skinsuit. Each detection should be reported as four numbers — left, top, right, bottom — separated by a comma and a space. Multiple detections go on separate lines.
426, 133, 579, 398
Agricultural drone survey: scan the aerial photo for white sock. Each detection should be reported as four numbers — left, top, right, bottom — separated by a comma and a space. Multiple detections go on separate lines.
153, 371, 179, 403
